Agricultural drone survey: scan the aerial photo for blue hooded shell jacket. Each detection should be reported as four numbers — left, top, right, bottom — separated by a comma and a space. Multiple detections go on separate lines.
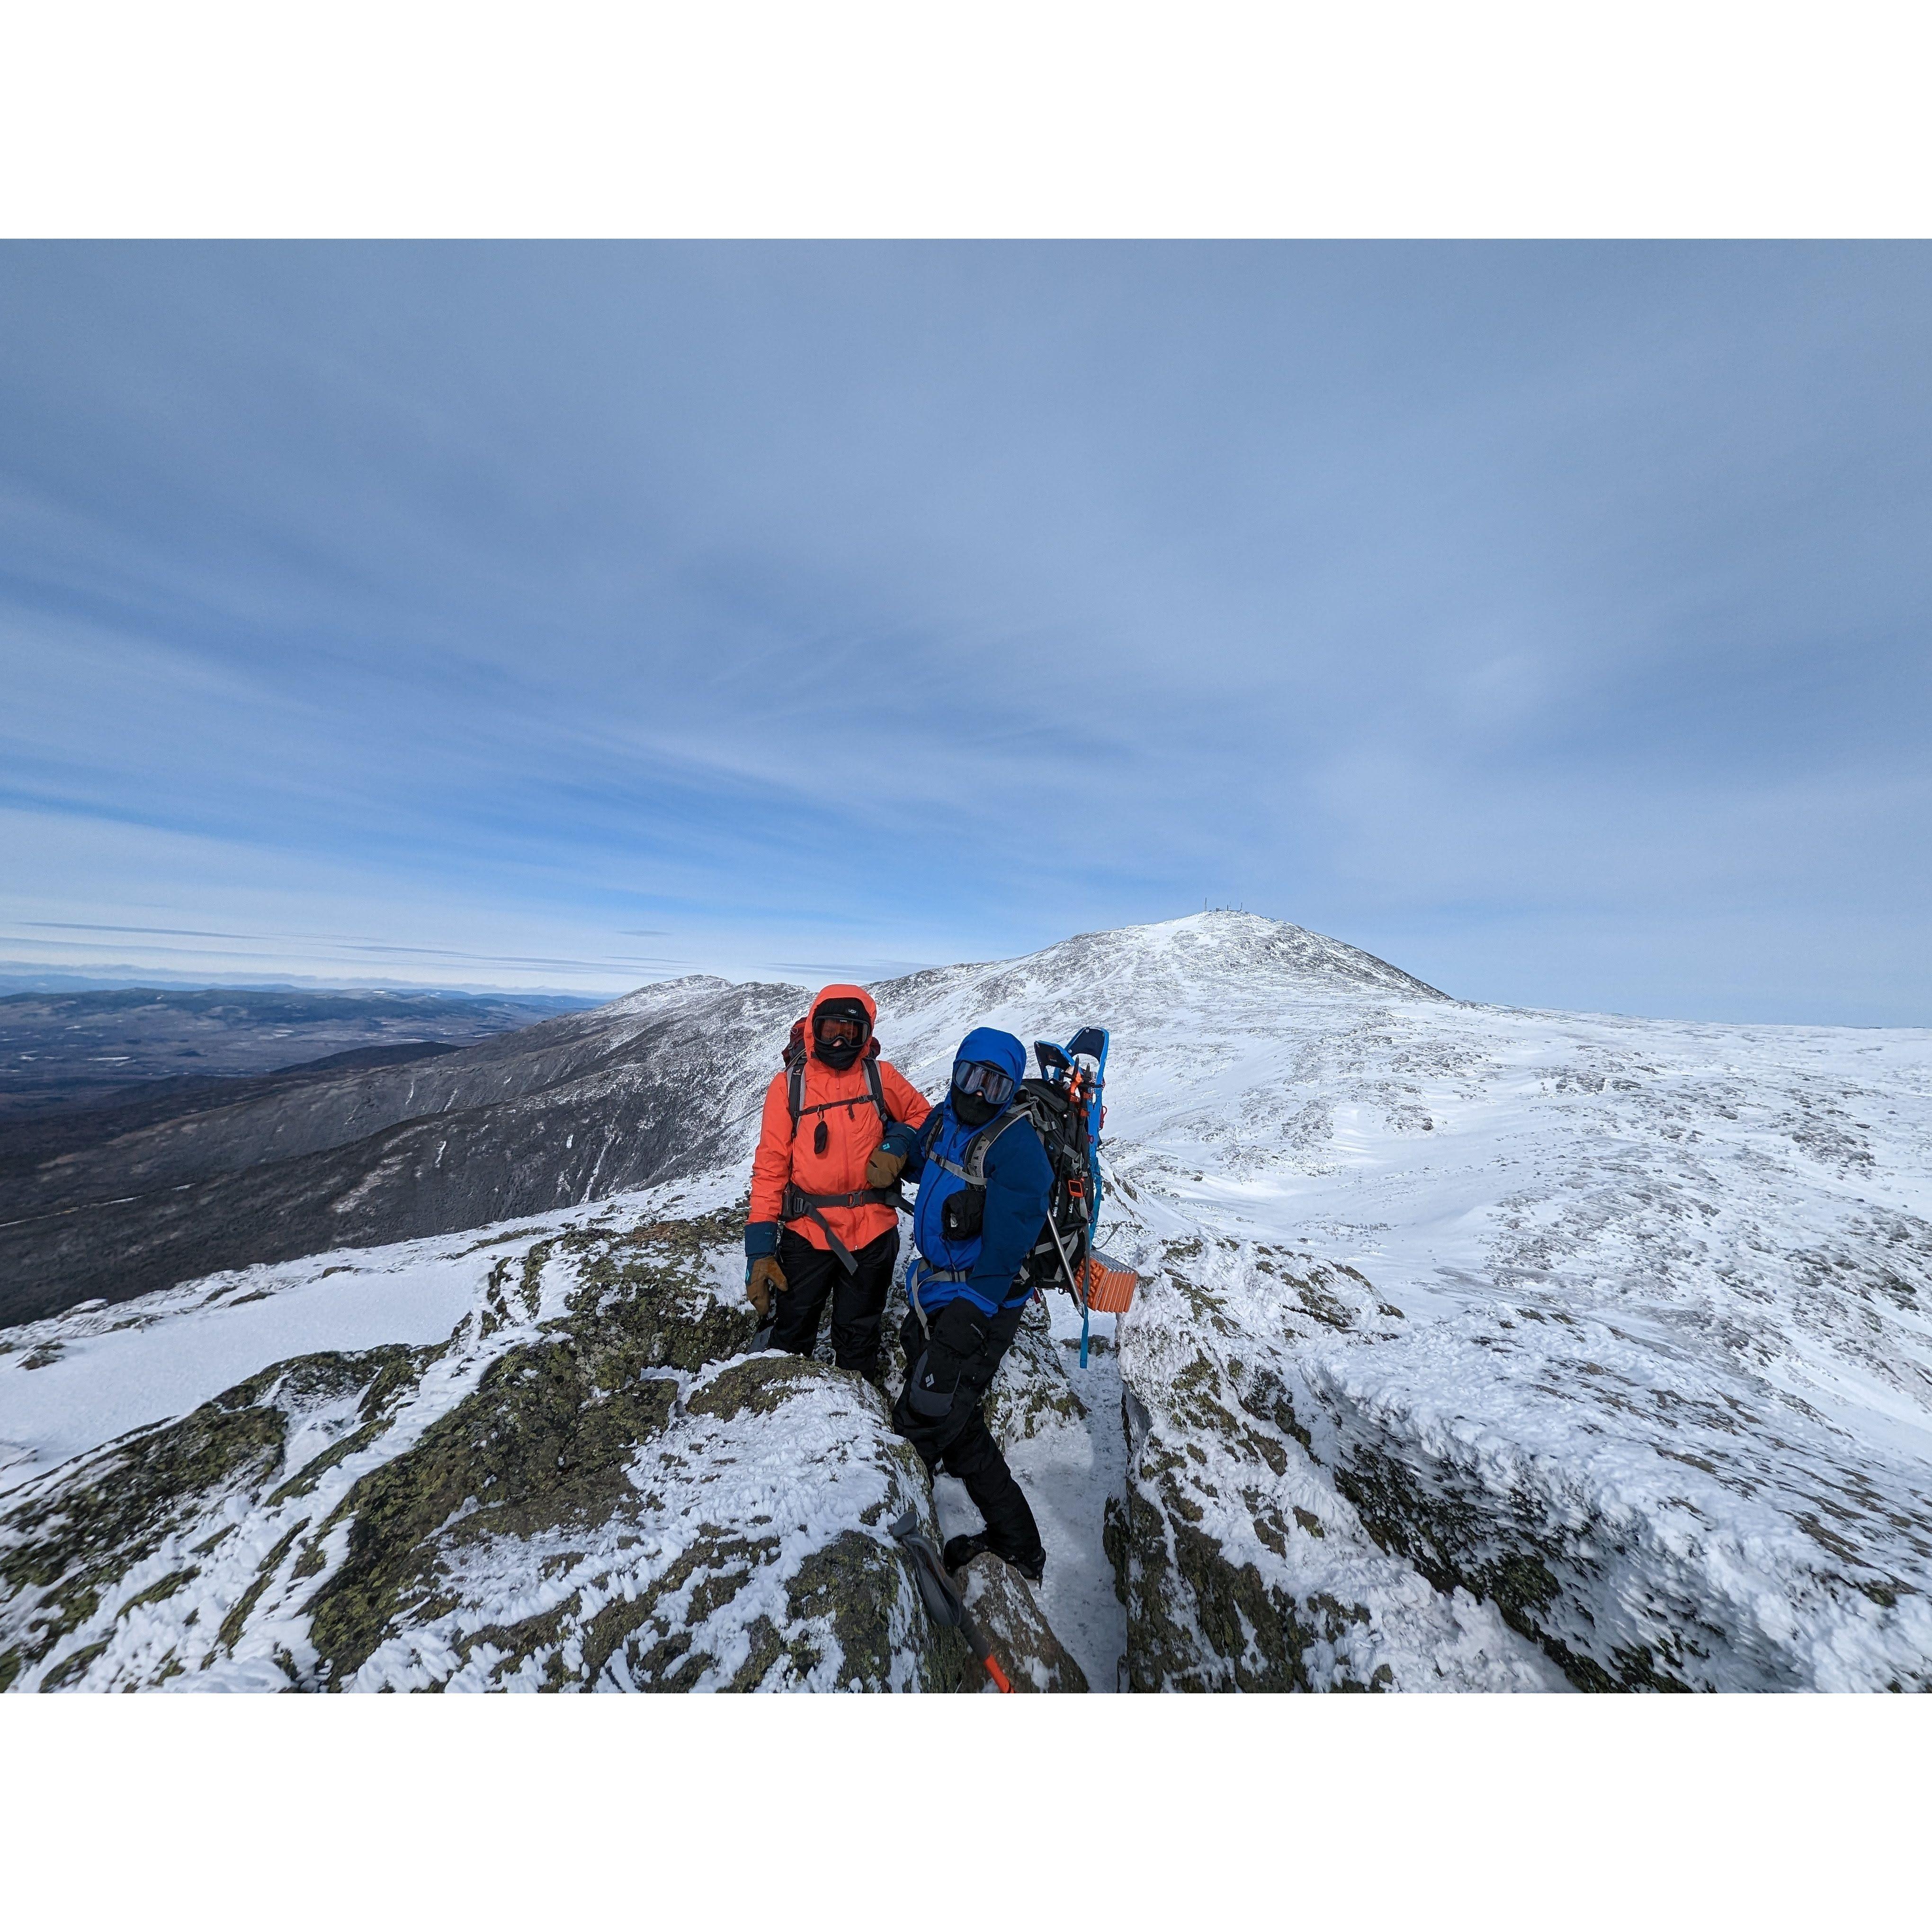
903, 1027, 1054, 1317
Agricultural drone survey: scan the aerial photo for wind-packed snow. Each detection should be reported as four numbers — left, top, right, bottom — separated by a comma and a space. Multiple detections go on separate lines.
870, 914, 1932, 1689
7, 911, 1931, 1691
0, 1195, 654, 1496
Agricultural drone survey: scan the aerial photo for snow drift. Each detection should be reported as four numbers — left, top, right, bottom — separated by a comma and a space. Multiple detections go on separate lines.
5, 912, 1930, 1691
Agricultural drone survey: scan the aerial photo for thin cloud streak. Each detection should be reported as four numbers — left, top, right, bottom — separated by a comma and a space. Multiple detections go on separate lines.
2, 244, 1928, 1020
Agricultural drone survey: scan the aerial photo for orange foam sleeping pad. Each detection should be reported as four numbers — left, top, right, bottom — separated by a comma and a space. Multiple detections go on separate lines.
1080, 1250, 1140, 1314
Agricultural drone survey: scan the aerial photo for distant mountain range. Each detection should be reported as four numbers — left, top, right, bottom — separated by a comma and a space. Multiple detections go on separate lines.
4, 913, 1930, 1693
0, 987, 591, 1118
0, 919, 1435, 1328
0, 978, 785, 1326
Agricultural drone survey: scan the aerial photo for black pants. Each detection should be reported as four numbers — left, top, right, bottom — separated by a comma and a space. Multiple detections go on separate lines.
892, 1304, 1044, 1566
770, 1226, 897, 1377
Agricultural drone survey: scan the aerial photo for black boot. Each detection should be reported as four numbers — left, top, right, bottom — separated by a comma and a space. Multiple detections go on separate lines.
944, 1531, 1045, 1585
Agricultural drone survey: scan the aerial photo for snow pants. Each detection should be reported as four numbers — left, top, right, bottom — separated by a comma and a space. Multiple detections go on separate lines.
892, 1304, 1045, 1567
771, 1226, 896, 1379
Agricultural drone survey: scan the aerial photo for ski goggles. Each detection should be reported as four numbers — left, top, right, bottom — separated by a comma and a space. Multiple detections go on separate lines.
814, 1011, 868, 1047
951, 1059, 1016, 1108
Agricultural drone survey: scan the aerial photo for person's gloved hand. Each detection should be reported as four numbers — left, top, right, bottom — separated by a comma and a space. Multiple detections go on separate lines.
929, 1297, 990, 1375
865, 1143, 907, 1190
903, 1297, 991, 1420
746, 1255, 787, 1320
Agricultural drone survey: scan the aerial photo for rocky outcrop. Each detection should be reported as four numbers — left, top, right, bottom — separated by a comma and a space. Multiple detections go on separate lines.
0, 1204, 1044, 1692
955, 1553, 1088, 1692
1105, 1238, 1558, 1691
1108, 1226, 1932, 1692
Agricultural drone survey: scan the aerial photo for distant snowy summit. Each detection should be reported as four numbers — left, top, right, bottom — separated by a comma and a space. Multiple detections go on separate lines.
875, 911, 1448, 1020
6, 909, 1932, 1692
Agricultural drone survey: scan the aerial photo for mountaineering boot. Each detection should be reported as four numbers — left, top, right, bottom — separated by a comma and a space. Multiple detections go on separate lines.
943, 1531, 993, 1573
944, 1531, 1045, 1585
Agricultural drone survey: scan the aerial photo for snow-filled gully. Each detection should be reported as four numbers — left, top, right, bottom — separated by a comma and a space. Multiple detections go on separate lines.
934, 1304, 1129, 1692
7, 912, 1932, 1692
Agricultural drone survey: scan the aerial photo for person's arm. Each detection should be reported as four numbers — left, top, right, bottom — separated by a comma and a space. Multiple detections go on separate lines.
962, 1121, 1054, 1313
896, 1109, 942, 1185
878, 1062, 932, 1163
880, 1062, 932, 1132
867, 1062, 934, 1186
746, 1073, 793, 1260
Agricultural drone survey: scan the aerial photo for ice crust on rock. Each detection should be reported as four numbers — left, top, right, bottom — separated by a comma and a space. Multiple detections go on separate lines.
0, 1186, 987, 1692
5, 911, 1932, 1691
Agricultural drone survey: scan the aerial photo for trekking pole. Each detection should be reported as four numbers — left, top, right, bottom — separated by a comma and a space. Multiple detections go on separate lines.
889, 1511, 1014, 1693
1040, 1210, 1091, 1368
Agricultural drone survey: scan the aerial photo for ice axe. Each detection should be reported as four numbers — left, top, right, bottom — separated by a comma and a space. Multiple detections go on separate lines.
888, 1510, 1013, 1693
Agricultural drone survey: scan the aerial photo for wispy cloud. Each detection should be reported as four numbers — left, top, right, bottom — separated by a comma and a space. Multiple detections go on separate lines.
2, 243, 1928, 1020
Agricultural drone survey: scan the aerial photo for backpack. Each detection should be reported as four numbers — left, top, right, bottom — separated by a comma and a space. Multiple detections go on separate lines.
921, 1074, 1094, 1290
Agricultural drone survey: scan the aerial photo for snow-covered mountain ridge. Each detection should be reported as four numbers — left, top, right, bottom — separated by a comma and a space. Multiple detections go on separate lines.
864, 913, 1932, 1688
5, 912, 1930, 1690
0, 975, 800, 1323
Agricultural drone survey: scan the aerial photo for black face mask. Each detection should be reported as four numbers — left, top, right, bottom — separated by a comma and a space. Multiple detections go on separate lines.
951, 1085, 1001, 1128
812, 1005, 868, 1070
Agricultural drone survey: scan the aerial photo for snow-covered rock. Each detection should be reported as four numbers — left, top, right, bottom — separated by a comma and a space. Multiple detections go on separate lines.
6, 911, 1931, 1691
865, 912, 1932, 1691
0, 1192, 1050, 1691
955, 1553, 1089, 1692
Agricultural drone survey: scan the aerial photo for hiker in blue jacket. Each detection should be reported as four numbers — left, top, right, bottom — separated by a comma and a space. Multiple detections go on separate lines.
893, 1026, 1053, 1581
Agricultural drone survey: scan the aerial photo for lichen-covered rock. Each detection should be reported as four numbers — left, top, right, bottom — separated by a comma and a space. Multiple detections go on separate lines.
0, 1345, 425, 1692
1113, 1225, 1932, 1691
0, 1205, 976, 1692
954, 1552, 1088, 1692
336, 1347, 960, 1692
1109, 1249, 1564, 1692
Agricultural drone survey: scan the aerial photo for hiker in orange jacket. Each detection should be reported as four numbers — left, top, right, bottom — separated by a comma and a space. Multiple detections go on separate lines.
745, 984, 931, 1380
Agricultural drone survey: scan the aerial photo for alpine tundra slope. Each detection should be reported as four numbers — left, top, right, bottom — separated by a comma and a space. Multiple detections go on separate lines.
3, 913, 1929, 1691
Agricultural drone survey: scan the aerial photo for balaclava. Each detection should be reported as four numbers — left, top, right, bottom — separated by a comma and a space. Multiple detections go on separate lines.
812, 996, 870, 1071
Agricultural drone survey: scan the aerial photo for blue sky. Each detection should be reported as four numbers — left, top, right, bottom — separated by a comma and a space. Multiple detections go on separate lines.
1, 242, 1928, 1022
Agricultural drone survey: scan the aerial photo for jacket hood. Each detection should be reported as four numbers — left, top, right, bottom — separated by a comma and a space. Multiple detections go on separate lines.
811, 983, 877, 1027
955, 1026, 1026, 1084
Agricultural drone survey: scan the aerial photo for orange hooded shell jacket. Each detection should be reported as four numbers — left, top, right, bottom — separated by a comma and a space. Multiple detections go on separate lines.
749, 984, 932, 1257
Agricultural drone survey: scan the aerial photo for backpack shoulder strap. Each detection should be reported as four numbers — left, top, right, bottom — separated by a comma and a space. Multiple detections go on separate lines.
788, 1049, 889, 1140
962, 1104, 1031, 1184
787, 1048, 807, 1136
